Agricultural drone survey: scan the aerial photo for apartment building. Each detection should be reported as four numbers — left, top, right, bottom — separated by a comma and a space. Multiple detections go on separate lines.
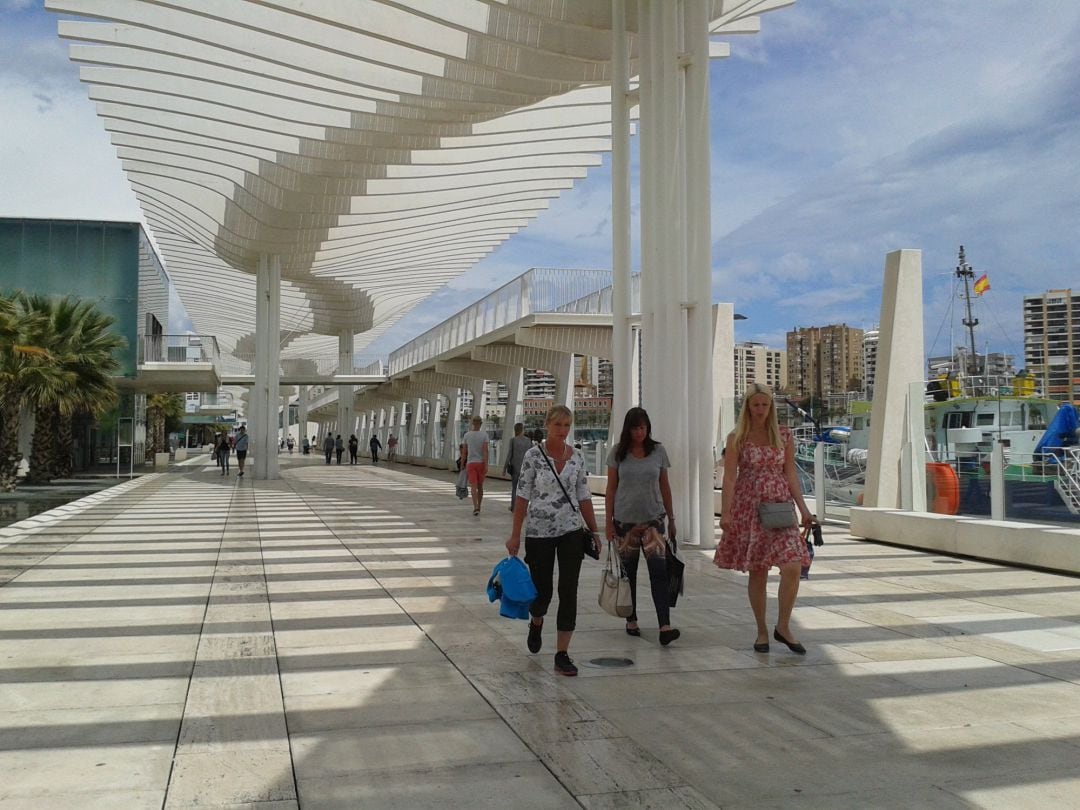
733, 341, 786, 394
1024, 289, 1080, 403
786, 324, 864, 399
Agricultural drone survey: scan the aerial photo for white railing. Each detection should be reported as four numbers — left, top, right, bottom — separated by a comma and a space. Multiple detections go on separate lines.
138, 334, 219, 366
227, 354, 385, 377
1054, 447, 1080, 516
388, 267, 616, 375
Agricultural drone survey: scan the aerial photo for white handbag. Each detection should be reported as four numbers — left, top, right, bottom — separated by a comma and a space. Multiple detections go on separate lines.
598, 542, 633, 618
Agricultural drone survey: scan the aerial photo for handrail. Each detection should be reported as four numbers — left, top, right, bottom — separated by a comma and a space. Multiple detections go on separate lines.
138, 334, 219, 366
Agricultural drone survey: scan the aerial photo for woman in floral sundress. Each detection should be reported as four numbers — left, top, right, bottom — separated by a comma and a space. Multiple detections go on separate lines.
715, 383, 812, 654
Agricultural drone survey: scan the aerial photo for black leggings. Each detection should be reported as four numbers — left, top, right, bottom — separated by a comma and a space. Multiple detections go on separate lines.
525, 531, 583, 632
614, 518, 670, 627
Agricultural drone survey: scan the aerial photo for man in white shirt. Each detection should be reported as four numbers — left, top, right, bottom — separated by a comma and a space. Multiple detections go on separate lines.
460, 416, 489, 516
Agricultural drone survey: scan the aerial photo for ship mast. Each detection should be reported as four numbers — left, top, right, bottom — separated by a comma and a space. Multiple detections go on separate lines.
955, 246, 979, 376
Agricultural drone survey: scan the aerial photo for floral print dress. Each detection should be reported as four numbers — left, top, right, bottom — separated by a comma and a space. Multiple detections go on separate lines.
714, 426, 809, 572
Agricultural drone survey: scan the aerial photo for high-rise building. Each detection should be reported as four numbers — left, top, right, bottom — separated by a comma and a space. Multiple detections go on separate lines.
523, 368, 556, 399
1024, 289, 1080, 403
785, 324, 864, 400
733, 342, 786, 394
862, 327, 879, 399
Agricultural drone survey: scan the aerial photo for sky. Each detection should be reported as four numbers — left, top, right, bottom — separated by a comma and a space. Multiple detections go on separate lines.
3, 1, 1079, 368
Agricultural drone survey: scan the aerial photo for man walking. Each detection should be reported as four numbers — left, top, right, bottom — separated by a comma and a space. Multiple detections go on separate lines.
504, 422, 533, 511
234, 425, 249, 477
369, 434, 382, 464
322, 433, 334, 464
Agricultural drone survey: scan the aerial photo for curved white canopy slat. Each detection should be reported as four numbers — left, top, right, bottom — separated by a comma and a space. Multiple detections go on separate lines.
47, 0, 790, 364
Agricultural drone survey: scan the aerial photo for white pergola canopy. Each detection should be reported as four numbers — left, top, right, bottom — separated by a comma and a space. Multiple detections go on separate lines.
48, 0, 791, 364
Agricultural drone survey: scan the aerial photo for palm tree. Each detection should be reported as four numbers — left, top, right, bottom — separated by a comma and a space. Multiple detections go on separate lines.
146, 393, 184, 458
19, 295, 124, 484
0, 294, 56, 491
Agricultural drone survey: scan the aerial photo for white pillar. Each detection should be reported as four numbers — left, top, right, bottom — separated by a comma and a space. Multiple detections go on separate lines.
337, 331, 354, 446
864, 250, 924, 509
425, 395, 442, 461
445, 390, 462, 467
552, 353, 575, 411
505, 366, 524, 429
712, 304, 736, 449
610, 0, 633, 440
254, 254, 281, 479
298, 385, 308, 446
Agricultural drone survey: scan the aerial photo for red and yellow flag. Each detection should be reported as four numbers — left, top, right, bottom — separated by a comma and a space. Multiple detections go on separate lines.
973, 274, 990, 296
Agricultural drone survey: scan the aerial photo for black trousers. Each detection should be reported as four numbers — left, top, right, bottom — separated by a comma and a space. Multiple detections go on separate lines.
525, 531, 583, 632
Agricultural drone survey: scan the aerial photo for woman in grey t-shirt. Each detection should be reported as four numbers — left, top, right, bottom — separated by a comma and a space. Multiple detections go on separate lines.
604, 407, 679, 645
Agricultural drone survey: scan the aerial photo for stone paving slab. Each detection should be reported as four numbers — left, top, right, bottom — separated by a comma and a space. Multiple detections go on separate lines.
2, 458, 1080, 807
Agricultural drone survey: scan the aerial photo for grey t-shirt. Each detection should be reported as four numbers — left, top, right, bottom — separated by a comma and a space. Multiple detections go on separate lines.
463, 429, 488, 463
606, 443, 671, 523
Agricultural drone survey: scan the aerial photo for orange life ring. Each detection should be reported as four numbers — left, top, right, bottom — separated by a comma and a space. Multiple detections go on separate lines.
926, 462, 960, 515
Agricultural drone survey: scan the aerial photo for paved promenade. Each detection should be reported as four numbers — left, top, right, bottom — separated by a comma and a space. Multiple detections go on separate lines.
3, 456, 1080, 809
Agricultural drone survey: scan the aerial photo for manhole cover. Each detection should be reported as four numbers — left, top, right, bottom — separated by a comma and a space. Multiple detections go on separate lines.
584, 657, 634, 668
932, 559, 963, 565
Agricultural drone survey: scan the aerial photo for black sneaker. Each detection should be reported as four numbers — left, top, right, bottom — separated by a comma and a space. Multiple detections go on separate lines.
553, 651, 577, 677
527, 620, 542, 654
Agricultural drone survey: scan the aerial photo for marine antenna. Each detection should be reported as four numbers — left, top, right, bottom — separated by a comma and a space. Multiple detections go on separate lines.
955, 246, 979, 376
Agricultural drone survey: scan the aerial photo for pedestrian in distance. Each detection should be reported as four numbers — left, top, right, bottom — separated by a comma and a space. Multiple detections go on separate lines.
302, 436, 310, 455
605, 407, 679, 645
234, 425, 249, 477
323, 434, 334, 464
461, 416, 488, 516
348, 434, 359, 464
334, 434, 344, 464
714, 382, 813, 654
504, 422, 533, 513
506, 405, 601, 677
216, 434, 230, 476
369, 434, 382, 463
387, 433, 398, 462
286, 436, 294, 454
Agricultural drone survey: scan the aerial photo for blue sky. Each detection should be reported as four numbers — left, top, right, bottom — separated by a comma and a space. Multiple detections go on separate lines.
3, 1, 1079, 368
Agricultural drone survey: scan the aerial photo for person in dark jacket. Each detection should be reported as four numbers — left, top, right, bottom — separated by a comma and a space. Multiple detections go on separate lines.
216, 434, 230, 476
322, 434, 334, 464
348, 434, 359, 464
334, 434, 344, 464
369, 434, 382, 464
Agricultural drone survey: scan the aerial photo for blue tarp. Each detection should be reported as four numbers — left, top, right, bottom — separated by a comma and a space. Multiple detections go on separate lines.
1034, 403, 1079, 459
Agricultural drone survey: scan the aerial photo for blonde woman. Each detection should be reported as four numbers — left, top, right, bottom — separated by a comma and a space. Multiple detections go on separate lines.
507, 405, 601, 676
714, 383, 812, 654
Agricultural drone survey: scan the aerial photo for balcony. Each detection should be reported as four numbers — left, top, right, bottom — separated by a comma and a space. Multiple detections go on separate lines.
130, 334, 220, 393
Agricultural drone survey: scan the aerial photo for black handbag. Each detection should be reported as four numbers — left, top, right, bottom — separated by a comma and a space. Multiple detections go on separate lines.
539, 446, 599, 559
666, 531, 686, 606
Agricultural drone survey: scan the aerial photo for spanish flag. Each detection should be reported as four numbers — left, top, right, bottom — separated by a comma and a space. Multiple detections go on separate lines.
973, 274, 990, 296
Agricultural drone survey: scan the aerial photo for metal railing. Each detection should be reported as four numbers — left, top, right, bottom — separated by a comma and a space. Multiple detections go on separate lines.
226, 354, 385, 377
138, 334, 219, 366
388, 267, 617, 375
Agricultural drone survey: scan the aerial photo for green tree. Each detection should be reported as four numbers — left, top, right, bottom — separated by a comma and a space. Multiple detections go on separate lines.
18, 295, 123, 483
146, 393, 185, 457
0, 294, 54, 491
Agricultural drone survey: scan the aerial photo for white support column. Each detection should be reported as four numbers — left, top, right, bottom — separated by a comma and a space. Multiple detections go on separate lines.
505, 367, 524, 429
865, 250, 924, 509
425, 395, 442, 462
410, 398, 422, 457
298, 385, 308, 446
638, 0, 658, 410
684, 0, 712, 546
552, 353, 575, 411
445, 390, 462, 467
712, 304, 736, 449
254, 254, 281, 480
470, 383, 487, 426
610, 0, 633, 440
337, 331, 354, 449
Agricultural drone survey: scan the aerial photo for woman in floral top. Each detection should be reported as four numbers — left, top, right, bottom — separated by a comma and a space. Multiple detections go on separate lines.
507, 405, 601, 676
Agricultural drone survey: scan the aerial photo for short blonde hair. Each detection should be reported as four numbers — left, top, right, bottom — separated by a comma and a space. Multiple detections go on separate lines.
471, 416, 483, 428
545, 404, 573, 425
733, 382, 783, 451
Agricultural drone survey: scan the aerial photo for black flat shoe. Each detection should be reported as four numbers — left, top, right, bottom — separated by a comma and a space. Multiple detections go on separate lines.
753, 641, 770, 653
773, 628, 806, 655
659, 628, 680, 646
625, 624, 641, 637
